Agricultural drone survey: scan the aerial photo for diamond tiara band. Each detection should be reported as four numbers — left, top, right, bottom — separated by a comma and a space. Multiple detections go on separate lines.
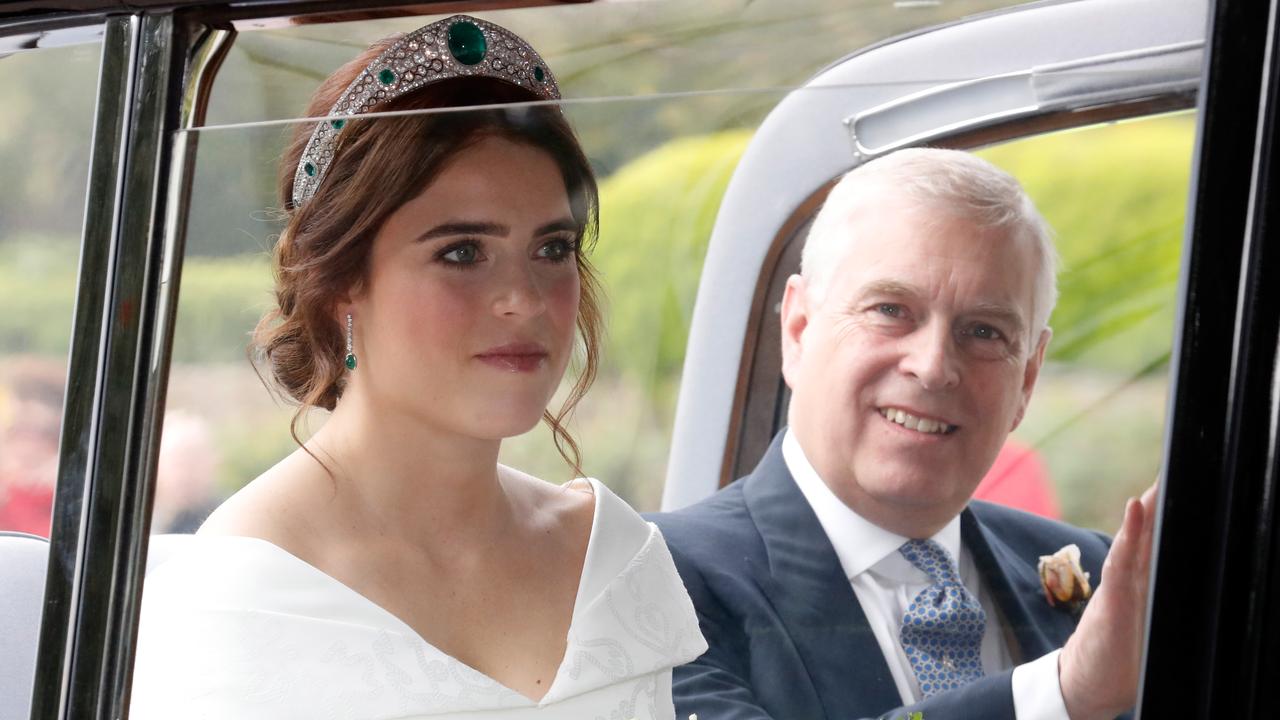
291, 15, 561, 208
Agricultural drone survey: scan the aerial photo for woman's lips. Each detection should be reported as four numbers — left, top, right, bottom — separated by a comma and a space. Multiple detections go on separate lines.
475, 343, 548, 373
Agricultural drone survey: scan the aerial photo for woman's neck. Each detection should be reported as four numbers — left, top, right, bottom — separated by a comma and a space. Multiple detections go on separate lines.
303, 391, 515, 551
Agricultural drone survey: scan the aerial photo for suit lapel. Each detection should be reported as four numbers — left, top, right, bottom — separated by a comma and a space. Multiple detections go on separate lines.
742, 437, 903, 718
962, 508, 1078, 661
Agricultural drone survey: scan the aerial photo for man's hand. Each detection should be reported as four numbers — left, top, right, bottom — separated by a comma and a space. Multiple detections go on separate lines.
1058, 483, 1158, 720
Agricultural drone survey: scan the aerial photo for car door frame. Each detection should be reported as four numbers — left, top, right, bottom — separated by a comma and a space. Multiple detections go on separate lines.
0, 0, 1271, 717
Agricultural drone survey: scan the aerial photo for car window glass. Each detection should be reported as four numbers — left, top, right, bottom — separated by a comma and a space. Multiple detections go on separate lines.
153, 93, 792, 526
152, 0, 1041, 521
136, 105, 1195, 716
206, 0, 1035, 126
973, 114, 1194, 530
122, 0, 1209, 715
707, 111, 1194, 532
0, 32, 102, 720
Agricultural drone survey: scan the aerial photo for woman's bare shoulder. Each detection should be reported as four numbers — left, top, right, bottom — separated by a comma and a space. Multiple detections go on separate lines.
500, 466, 595, 542
196, 451, 328, 550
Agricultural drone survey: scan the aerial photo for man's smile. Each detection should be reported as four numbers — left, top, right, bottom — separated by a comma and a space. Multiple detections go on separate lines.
877, 406, 959, 435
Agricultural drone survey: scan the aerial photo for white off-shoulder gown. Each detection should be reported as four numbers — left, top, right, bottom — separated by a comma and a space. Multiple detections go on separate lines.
130, 479, 707, 720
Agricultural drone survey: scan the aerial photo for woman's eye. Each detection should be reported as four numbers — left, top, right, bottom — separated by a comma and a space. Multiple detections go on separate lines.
439, 242, 481, 265
536, 238, 577, 262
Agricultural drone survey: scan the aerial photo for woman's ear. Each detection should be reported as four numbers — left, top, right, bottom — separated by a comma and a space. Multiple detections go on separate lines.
332, 301, 354, 330
331, 282, 361, 328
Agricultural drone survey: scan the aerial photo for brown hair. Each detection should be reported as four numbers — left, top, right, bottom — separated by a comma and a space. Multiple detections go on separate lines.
253, 36, 602, 477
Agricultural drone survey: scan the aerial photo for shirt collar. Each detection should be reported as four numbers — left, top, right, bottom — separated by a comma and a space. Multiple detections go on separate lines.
782, 428, 962, 580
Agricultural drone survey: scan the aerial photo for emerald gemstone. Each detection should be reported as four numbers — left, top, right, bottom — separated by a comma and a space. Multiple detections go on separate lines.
304, 162, 315, 177
345, 353, 357, 370
378, 68, 396, 85
447, 21, 486, 65
330, 119, 345, 130
533, 66, 545, 83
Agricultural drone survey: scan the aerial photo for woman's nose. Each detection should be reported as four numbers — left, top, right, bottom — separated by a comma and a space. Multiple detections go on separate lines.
492, 260, 547, 317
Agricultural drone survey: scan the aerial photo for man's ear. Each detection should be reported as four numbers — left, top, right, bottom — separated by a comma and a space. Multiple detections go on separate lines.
780, 274, 812, 390
1011, 326, 1052, 431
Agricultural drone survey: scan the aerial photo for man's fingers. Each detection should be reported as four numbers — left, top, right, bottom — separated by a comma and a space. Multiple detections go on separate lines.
1104, 497, 1143, 579
1140, 482, 1158, 507
1136, 482, 1159, 576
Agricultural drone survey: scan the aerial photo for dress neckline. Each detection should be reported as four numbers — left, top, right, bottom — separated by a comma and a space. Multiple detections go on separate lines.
197, 477, 606, 707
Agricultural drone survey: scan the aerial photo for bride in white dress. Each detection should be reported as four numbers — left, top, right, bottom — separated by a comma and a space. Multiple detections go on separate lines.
131, 15, 706, 720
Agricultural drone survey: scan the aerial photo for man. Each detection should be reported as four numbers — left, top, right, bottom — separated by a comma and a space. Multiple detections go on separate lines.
651, 148, 1156, 720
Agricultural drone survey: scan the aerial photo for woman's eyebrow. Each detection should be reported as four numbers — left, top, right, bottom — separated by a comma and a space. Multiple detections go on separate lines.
414, 219, 578, 242
535, 218, 580, 236
415, 221, 509, 242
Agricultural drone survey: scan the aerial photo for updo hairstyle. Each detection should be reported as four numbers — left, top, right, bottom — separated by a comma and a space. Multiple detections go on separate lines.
253, 35, 602, 477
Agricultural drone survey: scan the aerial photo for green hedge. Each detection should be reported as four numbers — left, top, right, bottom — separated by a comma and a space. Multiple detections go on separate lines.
1, 117, 1194, 380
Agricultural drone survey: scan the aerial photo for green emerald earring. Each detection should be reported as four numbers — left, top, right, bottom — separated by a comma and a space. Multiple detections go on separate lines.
344, 314, 357, 370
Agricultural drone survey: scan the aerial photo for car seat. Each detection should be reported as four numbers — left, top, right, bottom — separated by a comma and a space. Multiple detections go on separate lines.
0, 530, 49, 720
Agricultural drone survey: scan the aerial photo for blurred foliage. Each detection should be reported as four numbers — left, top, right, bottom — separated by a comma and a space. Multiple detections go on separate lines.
169, 256, 273, 363
0, 235, 79, 356
0, 5, 1195, 529
594, 130, 753, 391
175, 0, 1023, 258
0, 42, 98, 244
205, 0, 1021, 161
0, 118, 1195, 528
976, 116, 1193, 374
978, 115, 1195, 531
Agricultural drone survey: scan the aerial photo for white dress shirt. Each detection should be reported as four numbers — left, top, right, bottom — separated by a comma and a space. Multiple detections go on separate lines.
782, 430, 1069, 720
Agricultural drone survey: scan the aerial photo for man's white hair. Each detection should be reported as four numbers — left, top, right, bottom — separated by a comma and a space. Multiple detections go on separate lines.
801, 147, 1059, 337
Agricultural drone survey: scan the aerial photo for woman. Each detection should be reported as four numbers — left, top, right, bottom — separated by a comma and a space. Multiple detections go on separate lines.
132, 15, 705, 719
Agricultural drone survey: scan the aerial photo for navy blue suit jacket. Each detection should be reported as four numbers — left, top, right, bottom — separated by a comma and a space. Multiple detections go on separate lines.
649, 434, 1113, 720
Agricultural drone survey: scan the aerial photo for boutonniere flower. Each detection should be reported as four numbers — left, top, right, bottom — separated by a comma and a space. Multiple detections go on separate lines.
1037, 543, 1093, 611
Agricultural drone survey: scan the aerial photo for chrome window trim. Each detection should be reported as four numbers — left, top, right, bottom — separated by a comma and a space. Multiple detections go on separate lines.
28, 12, 228, 720
847, 40, 1202, 158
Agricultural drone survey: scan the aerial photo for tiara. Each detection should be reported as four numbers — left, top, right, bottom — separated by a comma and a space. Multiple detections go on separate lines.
291, 15, 561, 208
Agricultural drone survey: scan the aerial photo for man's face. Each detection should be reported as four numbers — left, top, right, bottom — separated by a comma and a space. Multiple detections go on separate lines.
781, 199, 1049, 537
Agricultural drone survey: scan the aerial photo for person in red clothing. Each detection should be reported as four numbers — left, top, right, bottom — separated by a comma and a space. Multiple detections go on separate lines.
0, 359, 64, 537
974, 438, 1062, 520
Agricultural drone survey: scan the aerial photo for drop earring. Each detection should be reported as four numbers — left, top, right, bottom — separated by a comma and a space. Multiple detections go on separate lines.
344, 314, 357, 370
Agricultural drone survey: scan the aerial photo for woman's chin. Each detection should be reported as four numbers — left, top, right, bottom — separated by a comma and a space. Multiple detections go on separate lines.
474, 407, 554, 440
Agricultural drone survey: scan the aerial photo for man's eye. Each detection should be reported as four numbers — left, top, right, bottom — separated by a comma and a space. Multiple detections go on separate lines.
536, 238, 577, 262
967, 323, 1003, 341
439, 242, 481, 265
877, 303, 904, 317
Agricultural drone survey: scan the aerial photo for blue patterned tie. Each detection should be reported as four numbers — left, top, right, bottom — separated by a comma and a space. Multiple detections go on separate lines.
898, 539, 986, 697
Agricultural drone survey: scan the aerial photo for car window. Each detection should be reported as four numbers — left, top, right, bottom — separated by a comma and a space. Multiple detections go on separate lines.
724, 113, 1195, 531
974, 114, 1194, 530
0, 38, 100, 535
150, 0, 1039, 520
0, 31, 103, 720
129, 0, 1201, 716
